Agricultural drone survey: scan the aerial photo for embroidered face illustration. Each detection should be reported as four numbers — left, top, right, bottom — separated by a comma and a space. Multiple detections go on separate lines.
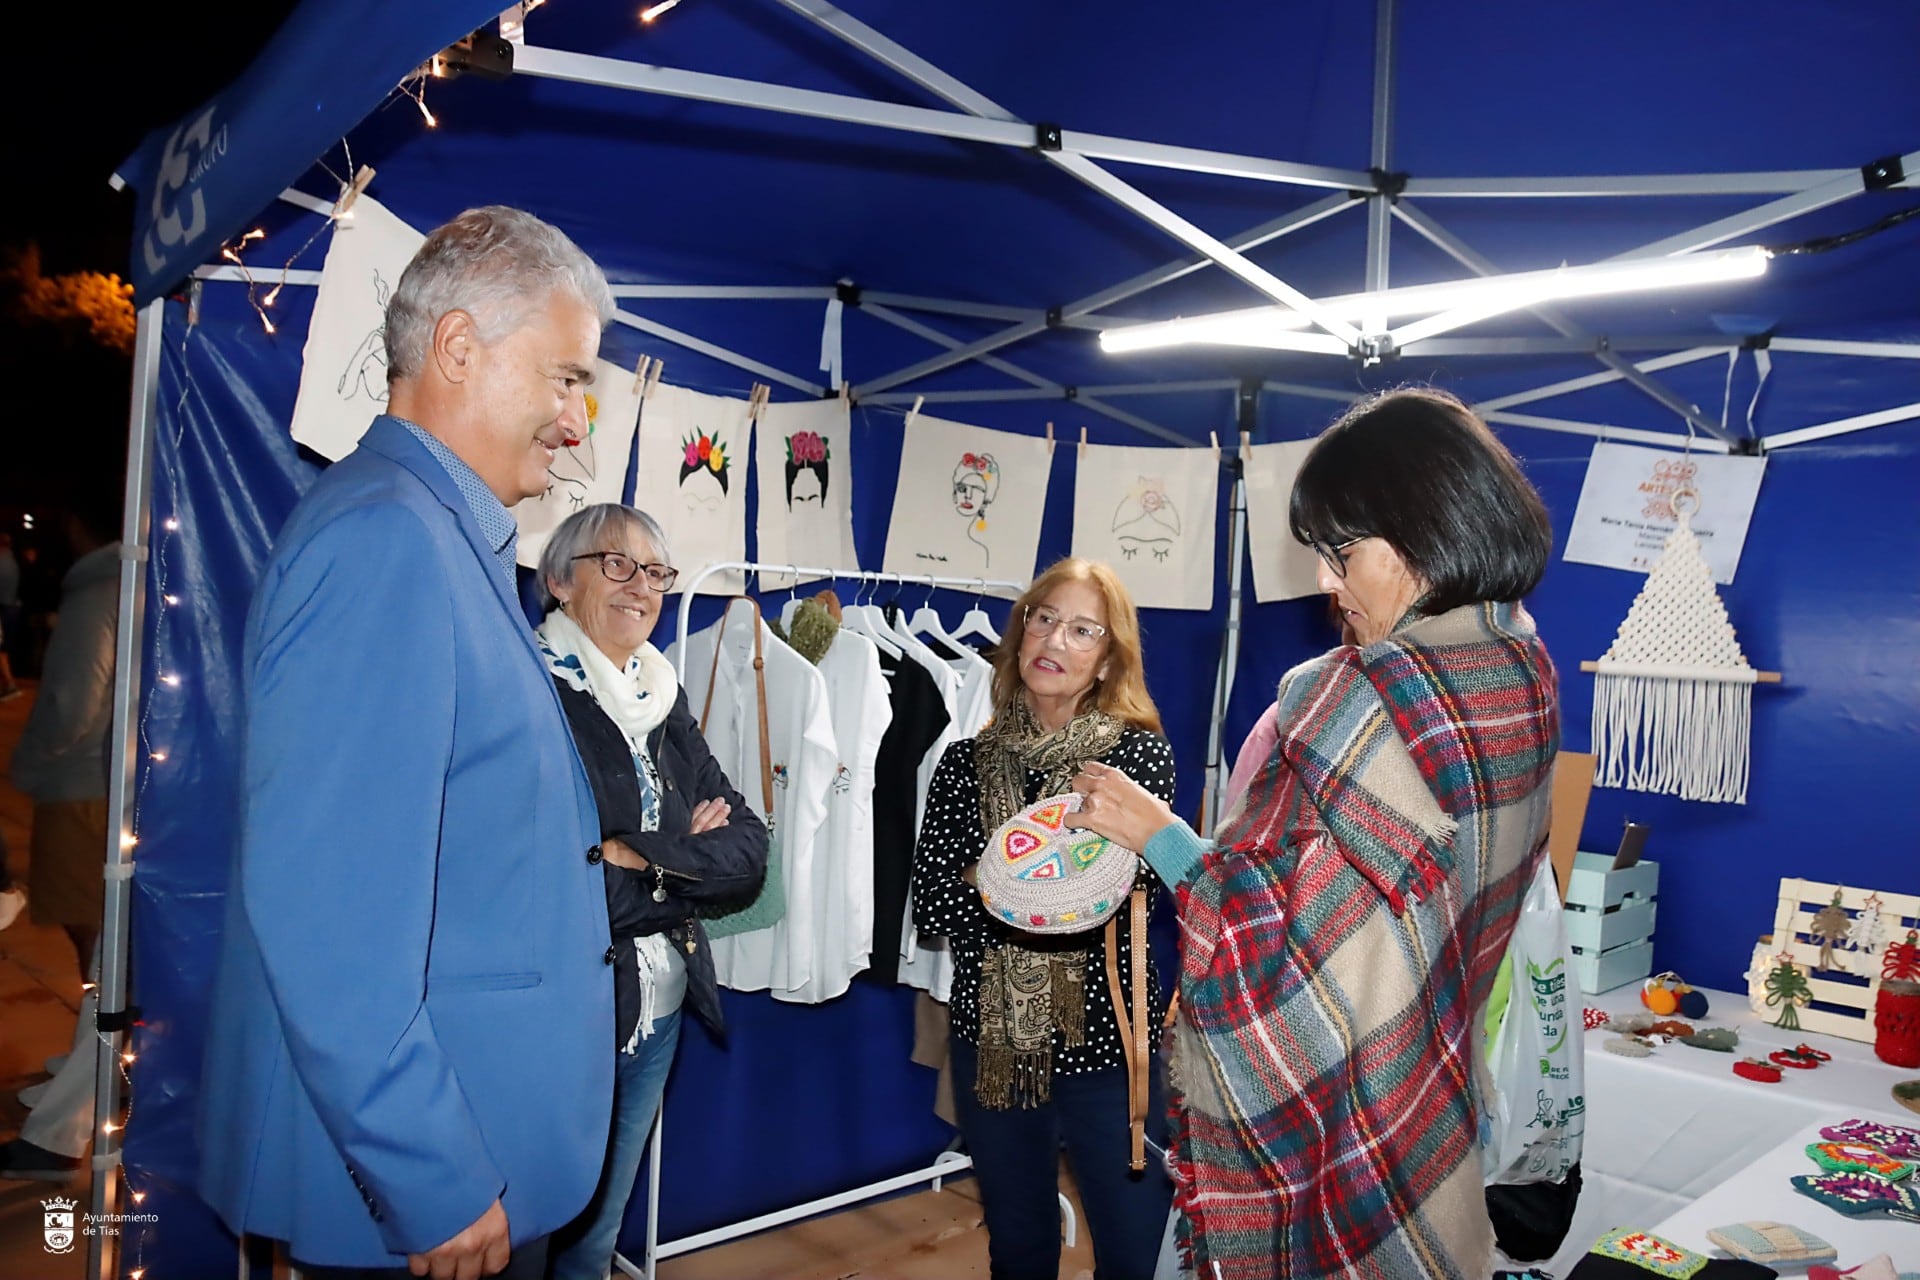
337, 267, 393, 405
785, 431, 830, 509
952, 452, 1000, 520
680, 430, 730, 510
544, 388, 600, 510
1112, 475, 1181, 561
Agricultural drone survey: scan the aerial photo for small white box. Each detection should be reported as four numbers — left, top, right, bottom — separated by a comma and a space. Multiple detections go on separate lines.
1564, 851, 1659, 994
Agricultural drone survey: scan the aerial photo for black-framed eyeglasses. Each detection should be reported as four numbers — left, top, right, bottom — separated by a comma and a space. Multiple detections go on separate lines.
1309, 536, 1367, 580
572, 552, 678, 591
1022, 605, 1108, 651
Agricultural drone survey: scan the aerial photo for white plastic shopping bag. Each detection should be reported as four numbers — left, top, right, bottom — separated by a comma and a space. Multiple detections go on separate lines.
1485, 856, 1586, 1185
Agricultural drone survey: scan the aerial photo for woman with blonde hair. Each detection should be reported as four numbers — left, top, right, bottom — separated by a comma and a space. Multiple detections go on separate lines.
911, 556, 1176, 1280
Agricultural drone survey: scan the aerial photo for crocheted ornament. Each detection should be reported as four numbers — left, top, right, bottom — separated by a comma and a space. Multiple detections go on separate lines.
1681, 1027, 1739, 1052
1677, 987, 1710, 1019
1808, 891, 1854, 972
1848, 893, 1887, 958
1704, 1222, 1837, 1266
1789, 1171, 1920, 1218
1770, 1046, 1824, 1070
1820, 1119, 1920, 1160
1763, 956, 1814, 1030
1588, 502, 1770, 805
1804, 1141, 1915, 1181
1733, 1058, 1781, 1083
1648, 1019, 1695, 1039
1583, 1007, 1611, 1031
1589, 1228, 1707, 1278
1604, 1035, 1654, 1057
976, 793, 1140, 935
1606, 1012, 1658, 1034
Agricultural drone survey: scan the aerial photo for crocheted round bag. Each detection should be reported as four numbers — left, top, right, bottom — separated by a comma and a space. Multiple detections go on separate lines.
977, 792, 1140, 935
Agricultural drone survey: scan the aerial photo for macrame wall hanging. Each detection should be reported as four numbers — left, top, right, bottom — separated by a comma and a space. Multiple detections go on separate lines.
1581, 492, 1781, 804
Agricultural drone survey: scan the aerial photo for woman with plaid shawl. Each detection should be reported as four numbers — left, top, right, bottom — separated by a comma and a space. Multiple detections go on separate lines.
1071, 389, 1561, 1280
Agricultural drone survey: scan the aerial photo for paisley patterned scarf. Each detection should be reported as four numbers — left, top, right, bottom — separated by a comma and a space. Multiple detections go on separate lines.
971, 698, 1125, 1108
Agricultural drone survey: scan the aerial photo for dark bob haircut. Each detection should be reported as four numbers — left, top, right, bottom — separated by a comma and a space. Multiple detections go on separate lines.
1288, 388, 1552, 615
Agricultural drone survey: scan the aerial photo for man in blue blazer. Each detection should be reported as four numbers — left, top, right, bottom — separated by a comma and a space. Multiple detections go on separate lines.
199, 207, 616, 1279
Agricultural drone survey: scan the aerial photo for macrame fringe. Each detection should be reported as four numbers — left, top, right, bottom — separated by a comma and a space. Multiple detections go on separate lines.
1592, 672, 1751, 805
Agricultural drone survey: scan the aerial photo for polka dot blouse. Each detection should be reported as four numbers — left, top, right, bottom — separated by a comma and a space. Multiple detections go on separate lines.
910, 729, 1179, 1075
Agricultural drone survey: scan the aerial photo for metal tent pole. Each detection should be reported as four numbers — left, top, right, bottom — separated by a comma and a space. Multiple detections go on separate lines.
88, 296, 163, 1280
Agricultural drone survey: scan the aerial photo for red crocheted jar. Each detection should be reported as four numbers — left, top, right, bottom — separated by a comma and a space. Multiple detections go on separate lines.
1877, 985, 1920, 1068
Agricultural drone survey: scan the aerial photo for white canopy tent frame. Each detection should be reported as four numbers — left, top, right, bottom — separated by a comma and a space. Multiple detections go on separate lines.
94, 3, 1920, 1274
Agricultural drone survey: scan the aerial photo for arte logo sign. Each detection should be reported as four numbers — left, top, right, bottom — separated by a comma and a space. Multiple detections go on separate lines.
141, 104, 231, 275
42, 1196, 77, 1254
1637, 456, 1699, 521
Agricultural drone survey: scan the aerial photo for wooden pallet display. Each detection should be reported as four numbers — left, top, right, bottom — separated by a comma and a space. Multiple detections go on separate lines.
1767, 878, 1920, 1043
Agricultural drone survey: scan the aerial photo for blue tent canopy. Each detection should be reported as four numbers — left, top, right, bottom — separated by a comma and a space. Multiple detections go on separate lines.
112, 3, 1917, 1276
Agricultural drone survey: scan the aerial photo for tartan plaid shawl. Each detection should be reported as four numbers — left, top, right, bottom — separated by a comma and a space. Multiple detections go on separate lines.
1171, 601, 1558, 1279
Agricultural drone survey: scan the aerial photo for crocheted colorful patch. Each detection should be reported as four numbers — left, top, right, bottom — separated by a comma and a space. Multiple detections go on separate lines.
1790, 1171, 1920, 1218
1805, 1141, 1916, 1180
1014, 850, 1067, 882
1821, 1119, 1920, 1160
1027, 800, 1070, 832
999, 824, 1046, 862
1590, 1228, 1707, 1278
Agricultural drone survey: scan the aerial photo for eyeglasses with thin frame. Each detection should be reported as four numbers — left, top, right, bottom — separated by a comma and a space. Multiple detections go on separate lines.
572, 551, 679, 591
1309, 536, 1366, 580
1022, 604, 1108, 651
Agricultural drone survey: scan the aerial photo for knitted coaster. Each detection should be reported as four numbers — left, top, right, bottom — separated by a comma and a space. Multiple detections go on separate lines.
1605, 1035, 1654, 1057
1704, 1221, 1836, 1265
1805, 1141, 1916, 1180
1821, 1118, 1920, 1159
1606, 1012, 1658, 1034
1733, 1058, 1781, 1082
1589, 1228, 1707, 1278
1789, 1171, 1919, 1218
1584, 1007, 1611, 1031
1681, 1027, 1738, 1052
1770, 1046, 1823, 1069
1648, 1019, 1696, 1039
977, 793, 1140, 935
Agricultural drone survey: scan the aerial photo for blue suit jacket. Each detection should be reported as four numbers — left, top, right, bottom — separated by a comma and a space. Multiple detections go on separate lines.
197, 418, 613, 1267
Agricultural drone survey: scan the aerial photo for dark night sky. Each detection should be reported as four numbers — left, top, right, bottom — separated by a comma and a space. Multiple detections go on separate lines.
0, 1, 300, 528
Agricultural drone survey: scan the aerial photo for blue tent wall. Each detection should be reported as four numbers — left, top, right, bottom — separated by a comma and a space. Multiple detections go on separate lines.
118, 1, 1919, 1272
130, 282, 1916, 1274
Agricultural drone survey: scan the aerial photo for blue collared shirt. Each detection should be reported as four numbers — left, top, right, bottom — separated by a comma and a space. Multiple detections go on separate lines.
391, 416, 520, 587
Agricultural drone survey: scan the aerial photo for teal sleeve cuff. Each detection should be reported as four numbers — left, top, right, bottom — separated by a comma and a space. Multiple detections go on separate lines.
1142, 821, 1212, 887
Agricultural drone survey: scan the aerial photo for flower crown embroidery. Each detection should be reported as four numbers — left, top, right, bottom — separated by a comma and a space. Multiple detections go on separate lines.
786, 431, 829, 465
581, 392, 600, 438
681, 431, 728, 474
960, 451, 997, 478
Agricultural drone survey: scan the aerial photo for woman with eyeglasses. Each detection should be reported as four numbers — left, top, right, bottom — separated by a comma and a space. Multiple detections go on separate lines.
1069, 389, 1561, 1280
911, 556, 1176, 1280
534, 503, 769, 1280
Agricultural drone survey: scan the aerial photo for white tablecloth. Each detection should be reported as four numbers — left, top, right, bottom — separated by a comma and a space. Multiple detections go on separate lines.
1654, 1119, 1920, 1268
1548, 986, 1913, 1276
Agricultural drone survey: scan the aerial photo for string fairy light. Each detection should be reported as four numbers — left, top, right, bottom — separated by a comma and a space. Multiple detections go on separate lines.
640, 0, 684, 22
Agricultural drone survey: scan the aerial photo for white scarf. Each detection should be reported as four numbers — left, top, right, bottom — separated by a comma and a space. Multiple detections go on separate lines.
536, 607, 678, 752
537, 606, 683, 1047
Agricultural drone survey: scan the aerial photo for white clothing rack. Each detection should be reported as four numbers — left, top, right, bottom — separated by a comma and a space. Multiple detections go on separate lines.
671, 561, 1026, 669
643, 560, 1072, 1279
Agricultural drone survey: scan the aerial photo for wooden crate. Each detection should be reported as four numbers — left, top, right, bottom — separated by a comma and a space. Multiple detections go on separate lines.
1767, 878, 1920, 1043
1565, 852, 1659, 994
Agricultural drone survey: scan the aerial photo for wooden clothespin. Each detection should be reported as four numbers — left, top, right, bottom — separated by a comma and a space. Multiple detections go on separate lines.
1239, 429, 1252, 464
906, 394, 925, 429
1045, 421, 1055, 455
838, 381, 852, 405
1210, 430, 1220, 460
644, 359, 665, 400
632, 355, 653, 396
334, 165, 376, 223
1078, 425, 1088, 459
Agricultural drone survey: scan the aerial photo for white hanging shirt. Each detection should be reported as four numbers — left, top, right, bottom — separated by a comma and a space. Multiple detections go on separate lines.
671, 608, 838, 1002
813, 628, 893, 999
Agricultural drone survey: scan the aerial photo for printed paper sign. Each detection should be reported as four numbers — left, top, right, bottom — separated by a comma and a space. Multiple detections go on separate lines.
1564, 442, 1767, 583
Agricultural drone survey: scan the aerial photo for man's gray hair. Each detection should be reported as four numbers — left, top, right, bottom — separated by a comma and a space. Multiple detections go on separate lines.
537, 503, 674, 611
385, 206, 616, 382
